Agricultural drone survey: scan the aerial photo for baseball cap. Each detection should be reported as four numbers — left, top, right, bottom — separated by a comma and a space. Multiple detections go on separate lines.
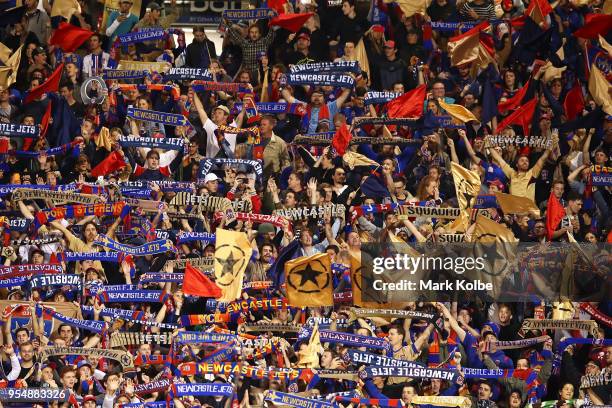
487, 179, 505, 191
32, 47, 46, 57
83, 395, 96, 403
383, 40, 396, 49
77, 360, 92, 370
483, 321, 500, 337
146, 1, 161, 11
371, 24, 385, 33
258, 223, 275, 235
214, 105, 230, 115
297, 32, 311, 41
204, 173, 220, 183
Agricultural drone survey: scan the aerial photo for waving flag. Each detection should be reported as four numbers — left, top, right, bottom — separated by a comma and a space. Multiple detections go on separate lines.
564, 81, 585, 121
447, 22, 496, 67
332, 123, 352, 156
24, 64, 64, 104
546, 191, 565, 240
270, 13, 314, 32
50, 0, 80, 19
525, 0, 552, 28
498, 79, 531, 113
285, 253, 333, 307
386, 84, 426, 118
183, 262, 222, 298
573, 14, 612, 39
494, 97, 538, 135
588, 65, 612, 115
49, 22, 93, 53
214, 229, 252, 302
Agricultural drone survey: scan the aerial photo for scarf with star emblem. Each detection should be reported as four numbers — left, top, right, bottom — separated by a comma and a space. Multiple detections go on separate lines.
214, 229, 252, 302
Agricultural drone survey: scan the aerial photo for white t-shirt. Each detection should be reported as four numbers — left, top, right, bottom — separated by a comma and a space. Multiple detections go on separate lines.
204, 118, 238, 158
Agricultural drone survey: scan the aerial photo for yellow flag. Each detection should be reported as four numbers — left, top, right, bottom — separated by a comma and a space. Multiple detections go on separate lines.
95, 127, 113, 152
297, 323, 322, 368
354, 39, 370, 86
448, 23, 496, 68
285, 253, 333, 307
471, 214, 518, 242
451, 162, 481, 211
0, 45, 22, 88
0, 67, 12, 88
383, 0, 429, 17
214, 228, 252, 302
342, 151, 379, 170
588, 65, 612, 115
51, 0, 81, 18
540, 48, 566, 83
600, 35, 612, 55
438, 98, 479, 123
445, 211, 470, 233
0, 43, 12, 65
493, 192, 540, 217
5, 45, 21, 70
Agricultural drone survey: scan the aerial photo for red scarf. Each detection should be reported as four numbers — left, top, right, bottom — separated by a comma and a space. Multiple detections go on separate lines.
303, 102, 330, 130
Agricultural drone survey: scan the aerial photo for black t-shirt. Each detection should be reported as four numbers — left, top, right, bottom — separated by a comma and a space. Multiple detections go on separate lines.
337, 15, 370, 46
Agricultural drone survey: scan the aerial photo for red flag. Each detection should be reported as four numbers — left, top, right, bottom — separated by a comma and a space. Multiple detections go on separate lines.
0, 137, 8, 154
525, 0, 552, 27
564, 81, 584, 121
546, 191, 565, 240
494, 97, 537, 135
183, 262, 222, 298
510, 15, 527, 29
270, 12, 314, 32
573, 14, 612, 39
24, 63, 64, 104
332, 123, 352, 156
498, 79, 530, 113
91, 150, 126, 178
49, 22, 93, 53
267, 0, 287, 14
40, 101, 53, 138
386, 84, 426, 118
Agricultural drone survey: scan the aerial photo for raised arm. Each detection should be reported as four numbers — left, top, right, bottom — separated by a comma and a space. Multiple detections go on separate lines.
280, 87, 297, 104
437, 302, 467, 342
334, 88, 351, 110
582, 129, 594, 166
414, 323, 435, 352
192, 91, 209, 124
447, 137, 459, 164
459, 129, 481, 164
531, 131, 558, 177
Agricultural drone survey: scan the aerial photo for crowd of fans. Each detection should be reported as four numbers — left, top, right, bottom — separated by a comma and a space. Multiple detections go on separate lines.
0, 0, 610, 407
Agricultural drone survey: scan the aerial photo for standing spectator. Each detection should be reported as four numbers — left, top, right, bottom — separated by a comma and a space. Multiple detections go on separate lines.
22, 0, 51, 44
226, 21, 275, 85
372, 41, 409, 91
82, 33, 111, 78
184, 26, 216, 70
105, 0, 139, 45
331, 0, 370, 49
